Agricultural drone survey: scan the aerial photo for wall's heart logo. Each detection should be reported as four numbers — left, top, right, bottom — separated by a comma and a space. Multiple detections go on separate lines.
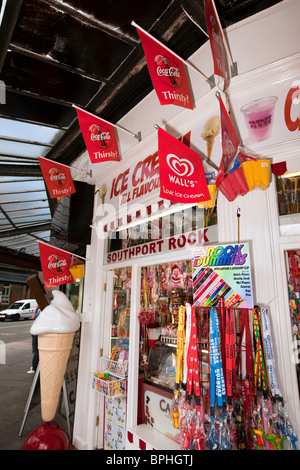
166, 153, 194, 177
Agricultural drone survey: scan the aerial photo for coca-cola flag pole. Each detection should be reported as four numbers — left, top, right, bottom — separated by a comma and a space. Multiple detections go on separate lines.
38, 156, 76, 199
132, 21, 212, 110
74, 105, 141, 164
204, 0, 234, 90
215, 93, 240, 187
158, 127, 210, 203
38, 241, 87, 289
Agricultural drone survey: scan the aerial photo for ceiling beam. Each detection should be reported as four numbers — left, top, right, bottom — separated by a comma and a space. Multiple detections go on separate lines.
0, 134, 53, 147
8, 44, 109, 84
0, 112, 68, 130
0, 0, 23, 73
0, 223, 52, 239
0, 163, 42, 177
6, 86, 75, 108
43, 0, 138, 46
0, 246, 41, 271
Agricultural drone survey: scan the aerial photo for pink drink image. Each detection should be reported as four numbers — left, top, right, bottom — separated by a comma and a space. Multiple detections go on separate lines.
241, 96, 278, 142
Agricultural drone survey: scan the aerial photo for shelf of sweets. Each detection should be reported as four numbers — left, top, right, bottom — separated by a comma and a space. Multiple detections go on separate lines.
102, 348, 129, 377
92, 372, 127, 398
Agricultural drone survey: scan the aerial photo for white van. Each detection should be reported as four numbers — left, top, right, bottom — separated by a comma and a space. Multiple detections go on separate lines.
0, 299, 37, 321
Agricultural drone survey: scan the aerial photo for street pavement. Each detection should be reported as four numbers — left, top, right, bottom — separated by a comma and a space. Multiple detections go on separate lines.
0, 320, 69, 450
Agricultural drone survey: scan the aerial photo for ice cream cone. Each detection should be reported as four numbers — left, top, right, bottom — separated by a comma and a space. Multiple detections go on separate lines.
201, 115, 221, 160
205, 136, 215, 160
38, 332, 74, 422
99, 183, 107, 208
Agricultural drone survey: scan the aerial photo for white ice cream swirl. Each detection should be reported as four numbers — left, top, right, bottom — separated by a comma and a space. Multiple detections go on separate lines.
30, 290, 80, 335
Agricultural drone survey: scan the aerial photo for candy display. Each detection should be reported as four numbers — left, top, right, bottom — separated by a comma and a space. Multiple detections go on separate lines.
30, 290, 80, 423
139, 259, 298, 450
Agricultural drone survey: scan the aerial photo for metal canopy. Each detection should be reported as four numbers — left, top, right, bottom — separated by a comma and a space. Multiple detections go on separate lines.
0, 0, 283, 275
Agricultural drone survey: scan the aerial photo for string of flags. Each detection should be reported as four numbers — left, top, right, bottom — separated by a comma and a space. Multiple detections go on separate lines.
35, 0, 273, 287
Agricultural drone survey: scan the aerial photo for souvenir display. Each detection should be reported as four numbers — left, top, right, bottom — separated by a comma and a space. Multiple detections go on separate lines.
138, 259, 298, 450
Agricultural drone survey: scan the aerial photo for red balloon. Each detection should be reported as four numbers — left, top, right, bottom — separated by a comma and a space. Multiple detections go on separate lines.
23, 423, 70, 450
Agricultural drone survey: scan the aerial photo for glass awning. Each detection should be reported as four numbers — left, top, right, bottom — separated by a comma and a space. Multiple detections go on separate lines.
0, 116, 66, 259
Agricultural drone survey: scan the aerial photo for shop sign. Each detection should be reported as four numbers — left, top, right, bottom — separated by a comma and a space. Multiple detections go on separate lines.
102, 129, 209, 212
105, 225, 218, 265
192, 243, 253, 309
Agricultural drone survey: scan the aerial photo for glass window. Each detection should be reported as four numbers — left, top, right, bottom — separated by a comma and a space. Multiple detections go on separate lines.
276, 172, 300, 235
286, 250, 300, 395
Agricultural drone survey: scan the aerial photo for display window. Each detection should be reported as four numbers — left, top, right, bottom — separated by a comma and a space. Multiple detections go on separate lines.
286, 250, 300, 394
276, 172, 300, 235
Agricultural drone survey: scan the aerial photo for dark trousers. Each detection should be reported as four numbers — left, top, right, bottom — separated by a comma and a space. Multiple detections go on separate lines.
31, 335, 39, 371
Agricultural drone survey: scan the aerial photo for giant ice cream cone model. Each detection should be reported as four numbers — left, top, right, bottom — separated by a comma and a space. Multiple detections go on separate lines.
30, 290, 80, 423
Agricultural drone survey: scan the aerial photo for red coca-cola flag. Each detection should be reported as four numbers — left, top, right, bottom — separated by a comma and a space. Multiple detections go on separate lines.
38, 157, 75, 199
134, 23, 193, 110
205, 0, 228, 90
158, 128, 210, 203
216, 96, 240, 187
75, 106, 121, 164
39, 242, 75, 289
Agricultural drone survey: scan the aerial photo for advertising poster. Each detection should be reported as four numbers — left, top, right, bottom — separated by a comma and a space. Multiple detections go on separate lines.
104, 397, 127, 450
39, 242, 74, 288
192, 243, 253, 308
237, 78, 300, 150
134, 23, 193, 110
158, 127, 210, 203
38, 156, 76, 198
75, 106, 121, 164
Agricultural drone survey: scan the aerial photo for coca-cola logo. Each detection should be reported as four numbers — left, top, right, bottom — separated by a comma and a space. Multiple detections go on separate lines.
49, 168, 67, 187
47, 254, 68, 274
89, 124, 112, 149
154, 55, 183, 88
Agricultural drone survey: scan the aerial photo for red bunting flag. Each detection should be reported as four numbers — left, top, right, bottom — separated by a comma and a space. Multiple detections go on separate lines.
205, 0, 228, 90
38, 156, 75, 199
39, 242, 75, 289
158, 127, 210, 203
74, 106, 121, 164
133, 23, 193, 110
216, 96, 240, 187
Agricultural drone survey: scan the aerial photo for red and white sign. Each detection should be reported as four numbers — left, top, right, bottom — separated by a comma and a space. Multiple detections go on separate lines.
205, 0, 228, 90
216, 96, 240, 187
38, 157, 75, 198
134, 24, 193, 110
75, 106, 121, 164
105, 225, 218, 265
39, 242, 74, 288
158, 128, 210, 203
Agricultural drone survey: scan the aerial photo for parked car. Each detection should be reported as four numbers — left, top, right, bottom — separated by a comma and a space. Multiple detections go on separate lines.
0, 299, 37, 321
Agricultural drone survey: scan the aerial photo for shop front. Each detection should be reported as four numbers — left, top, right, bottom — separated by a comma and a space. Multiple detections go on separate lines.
72, 1, 300, 451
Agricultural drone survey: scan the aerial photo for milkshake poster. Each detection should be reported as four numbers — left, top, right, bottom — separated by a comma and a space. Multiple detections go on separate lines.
192, 243, 253, 309
237, 78, 300, 149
